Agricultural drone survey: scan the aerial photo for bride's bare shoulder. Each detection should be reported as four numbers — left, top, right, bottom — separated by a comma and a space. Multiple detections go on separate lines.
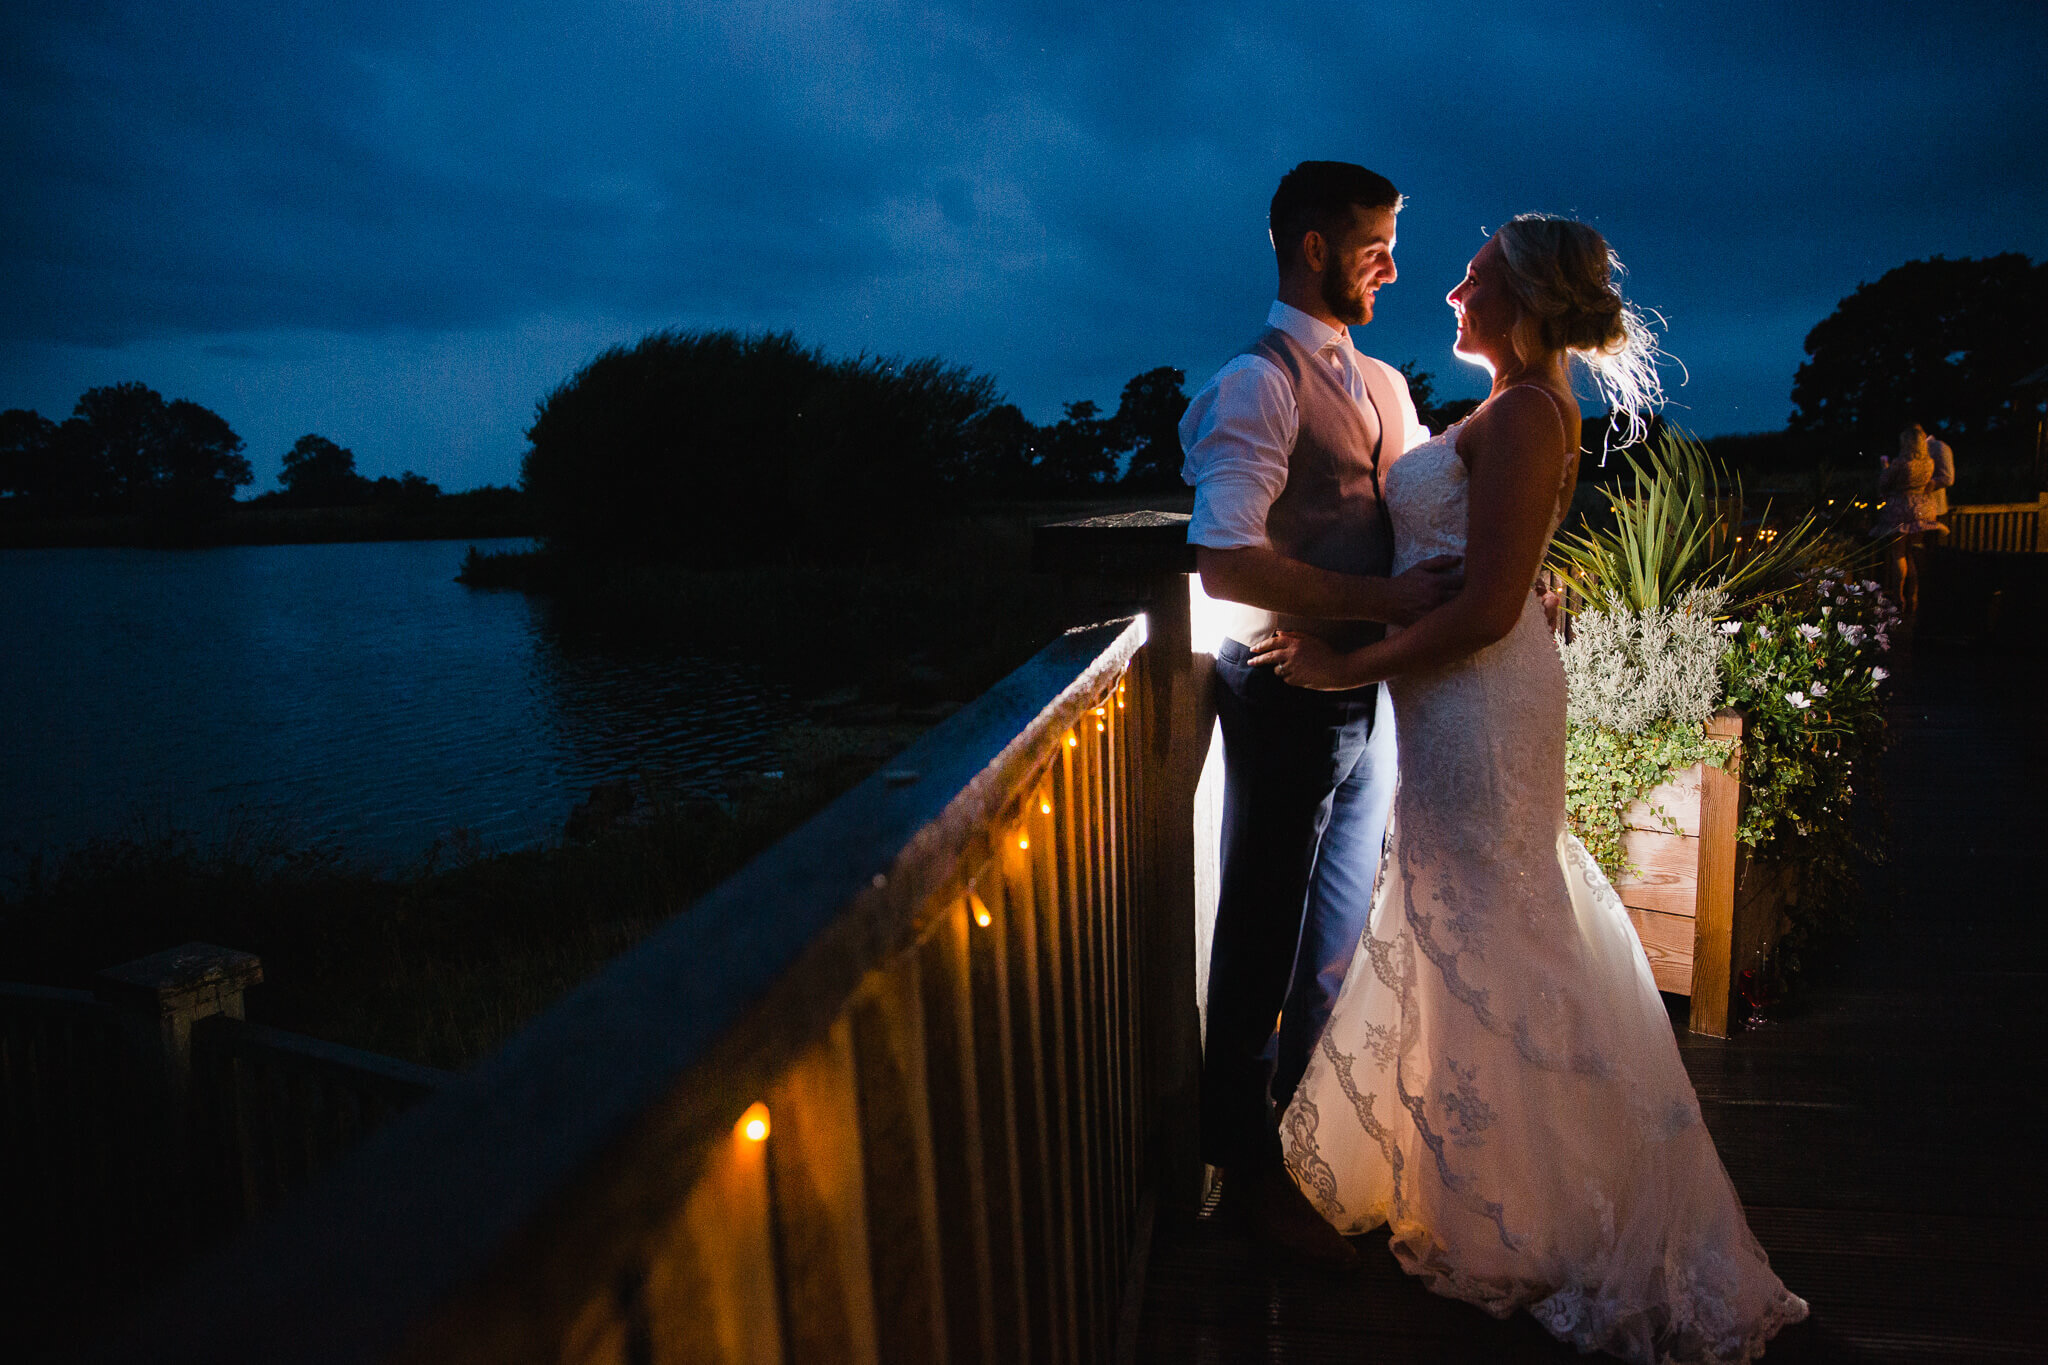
1453, 385, 1574, 470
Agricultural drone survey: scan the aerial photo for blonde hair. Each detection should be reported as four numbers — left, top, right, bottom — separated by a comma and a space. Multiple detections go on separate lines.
1898, 425, 1928, 459
1495, 213, 1666, 447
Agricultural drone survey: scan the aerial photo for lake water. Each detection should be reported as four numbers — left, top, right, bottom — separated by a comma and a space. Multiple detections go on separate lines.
0, 539, 789, 868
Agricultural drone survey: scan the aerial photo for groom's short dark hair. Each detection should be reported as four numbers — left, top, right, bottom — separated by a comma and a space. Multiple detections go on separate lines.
1270, 161, 1403, 268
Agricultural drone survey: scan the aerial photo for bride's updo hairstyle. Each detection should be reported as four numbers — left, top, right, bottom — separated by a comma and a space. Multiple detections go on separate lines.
1494, 213, 1665, 445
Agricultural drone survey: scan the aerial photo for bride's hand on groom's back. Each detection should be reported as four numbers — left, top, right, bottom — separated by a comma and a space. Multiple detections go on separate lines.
1385, 555, 1463, 626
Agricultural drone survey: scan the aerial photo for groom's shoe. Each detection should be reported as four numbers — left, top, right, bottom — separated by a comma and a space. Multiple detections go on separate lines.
1224, 1160, 1359, 1268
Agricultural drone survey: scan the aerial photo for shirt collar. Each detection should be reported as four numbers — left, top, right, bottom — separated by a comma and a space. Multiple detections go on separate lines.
1267, 299, 1352, 355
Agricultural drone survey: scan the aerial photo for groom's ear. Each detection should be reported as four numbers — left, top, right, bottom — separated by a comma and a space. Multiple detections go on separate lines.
1299, 228, 1328, 274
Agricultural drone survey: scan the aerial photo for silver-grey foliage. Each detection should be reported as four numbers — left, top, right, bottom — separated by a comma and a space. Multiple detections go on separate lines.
1559, 586, 1727, 735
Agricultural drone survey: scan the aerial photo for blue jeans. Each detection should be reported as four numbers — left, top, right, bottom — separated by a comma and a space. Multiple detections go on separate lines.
1201, 637, 1396, 1169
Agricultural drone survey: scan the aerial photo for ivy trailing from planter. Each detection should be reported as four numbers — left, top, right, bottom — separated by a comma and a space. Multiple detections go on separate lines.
1565, 720, 1733, 877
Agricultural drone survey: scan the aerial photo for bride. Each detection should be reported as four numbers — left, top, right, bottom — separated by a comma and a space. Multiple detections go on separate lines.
1249, 216, 1808, 1363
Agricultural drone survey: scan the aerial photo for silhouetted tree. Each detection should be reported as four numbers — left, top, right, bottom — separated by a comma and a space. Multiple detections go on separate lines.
370, 471, 442, 507
4, 384, 250, 517
522, 329, 1001, 568
1398, 361, 1480, 434
1111, 367, 1190, 490
279, 434, 373, 505
960, 403, 1040, 490
1791, 254, 2048, 449
1038, 400, 1116, 489
155, 398, 253, 517
0, 409, 59, 512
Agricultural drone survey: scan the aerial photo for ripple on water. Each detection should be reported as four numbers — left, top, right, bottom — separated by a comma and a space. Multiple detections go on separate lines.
0, 540, 794, 867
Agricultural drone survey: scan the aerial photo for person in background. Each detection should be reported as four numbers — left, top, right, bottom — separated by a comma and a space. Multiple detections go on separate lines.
1873, 423, 1942, 621
1926, 428, 1956, 535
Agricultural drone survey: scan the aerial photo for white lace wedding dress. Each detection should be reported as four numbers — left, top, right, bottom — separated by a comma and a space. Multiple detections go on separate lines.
1280, 407, 1809, 1363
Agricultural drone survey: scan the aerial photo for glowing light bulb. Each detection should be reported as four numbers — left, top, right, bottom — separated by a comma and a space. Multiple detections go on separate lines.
1066, 733, 1077, 748
971, 893, 993, 929
1018, 835, 1030, 850
738, 1102, 770, 1143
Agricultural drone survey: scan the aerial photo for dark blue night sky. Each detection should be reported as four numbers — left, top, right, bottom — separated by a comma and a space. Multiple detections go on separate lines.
5, 0, 2046, 491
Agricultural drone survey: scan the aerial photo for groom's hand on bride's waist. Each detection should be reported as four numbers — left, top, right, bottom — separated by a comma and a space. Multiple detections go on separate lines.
1385, 555, 1463, 625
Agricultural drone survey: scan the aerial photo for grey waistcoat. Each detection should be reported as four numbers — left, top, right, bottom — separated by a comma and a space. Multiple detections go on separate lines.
1213, 326, 1395, 653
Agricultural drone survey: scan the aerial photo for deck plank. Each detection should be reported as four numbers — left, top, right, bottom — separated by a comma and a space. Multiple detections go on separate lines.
1135, 646, 2048, 1363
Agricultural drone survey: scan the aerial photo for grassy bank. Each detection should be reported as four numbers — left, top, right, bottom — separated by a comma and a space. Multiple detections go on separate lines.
2, 493, 1179, 1069
0, 716, 930, 1069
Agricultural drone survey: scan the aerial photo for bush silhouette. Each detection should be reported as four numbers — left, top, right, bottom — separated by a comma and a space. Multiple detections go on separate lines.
522, 330, 1000, 569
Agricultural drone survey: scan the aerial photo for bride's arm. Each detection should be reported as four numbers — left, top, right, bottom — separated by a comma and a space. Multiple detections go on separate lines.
1250, 389, 1570, 689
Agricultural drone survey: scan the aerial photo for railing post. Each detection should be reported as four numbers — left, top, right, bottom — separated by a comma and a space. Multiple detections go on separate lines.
1691, 714, 1743, 1037
95, 943, 264, 1113
94, 943, 264, 1251
1033, 513, 1210, 1215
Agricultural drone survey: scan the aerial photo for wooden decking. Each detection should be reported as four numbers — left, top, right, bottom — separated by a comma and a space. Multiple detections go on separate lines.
1134, 644, 2048, 1364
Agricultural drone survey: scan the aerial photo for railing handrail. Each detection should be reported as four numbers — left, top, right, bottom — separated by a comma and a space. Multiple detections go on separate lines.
107, 614, 1149, 1364
194, 1015, 450, 1099
1949, 494, 2048, 514
1, 980, 106, 1010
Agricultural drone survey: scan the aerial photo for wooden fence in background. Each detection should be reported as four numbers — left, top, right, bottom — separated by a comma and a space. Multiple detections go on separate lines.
100, 513, 1215, 1363
1946, 493, 2048, 552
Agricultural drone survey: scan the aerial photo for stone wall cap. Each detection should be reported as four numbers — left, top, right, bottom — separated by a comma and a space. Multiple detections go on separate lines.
96, 942, 264, 1006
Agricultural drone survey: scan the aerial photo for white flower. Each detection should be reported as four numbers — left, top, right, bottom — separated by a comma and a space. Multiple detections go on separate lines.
1875, 631, 1891, 651
1837, 622, 1867, 644
1817, 580, 1834, 595
1720, 620, 1742, 634
1860, 579, 1880, 593
1820, 605, 1832, 617
1798, 623, 1824, 641
1785, 690, 1811, 709
1811, 682, 1829, 697
1872, 666, 1890, 682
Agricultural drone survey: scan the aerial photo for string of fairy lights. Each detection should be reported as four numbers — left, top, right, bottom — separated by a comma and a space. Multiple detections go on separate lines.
728, 671, 1129, 1151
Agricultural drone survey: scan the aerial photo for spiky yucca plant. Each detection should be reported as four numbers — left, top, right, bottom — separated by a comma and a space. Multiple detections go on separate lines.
1548, 427, 1844, 617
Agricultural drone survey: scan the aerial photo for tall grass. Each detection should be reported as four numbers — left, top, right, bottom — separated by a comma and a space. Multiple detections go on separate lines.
0, 763, 893, 1069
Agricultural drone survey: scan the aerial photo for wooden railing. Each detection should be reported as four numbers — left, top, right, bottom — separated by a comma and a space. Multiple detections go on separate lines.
1947, 493, 2048, 552
2, 948, 448, 1328
104, 566, 1215, 1362
192, 1014, 446, 1227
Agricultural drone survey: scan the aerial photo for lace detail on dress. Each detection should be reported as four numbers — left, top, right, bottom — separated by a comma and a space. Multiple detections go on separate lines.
1280, 422, 1806, 1362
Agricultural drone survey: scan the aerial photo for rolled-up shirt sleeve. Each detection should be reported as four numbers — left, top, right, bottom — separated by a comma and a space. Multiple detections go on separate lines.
1180, 355, 1295, 550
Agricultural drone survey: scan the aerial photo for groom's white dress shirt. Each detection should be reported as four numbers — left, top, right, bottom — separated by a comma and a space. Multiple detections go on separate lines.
1927, 436, 1955, 518
1180, 300, 1423, 550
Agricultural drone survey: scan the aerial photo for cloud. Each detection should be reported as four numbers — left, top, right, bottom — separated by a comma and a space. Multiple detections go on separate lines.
2, 0, 2045, 480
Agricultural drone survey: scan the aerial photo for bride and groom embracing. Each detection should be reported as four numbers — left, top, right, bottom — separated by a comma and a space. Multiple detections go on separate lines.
1179, 161, 1808, 1363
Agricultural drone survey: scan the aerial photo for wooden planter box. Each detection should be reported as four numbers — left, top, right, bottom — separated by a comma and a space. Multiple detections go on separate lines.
1607, 711, 1795, 1037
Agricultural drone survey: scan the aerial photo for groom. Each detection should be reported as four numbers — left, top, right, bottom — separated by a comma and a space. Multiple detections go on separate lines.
1180, 161, 1454, 1260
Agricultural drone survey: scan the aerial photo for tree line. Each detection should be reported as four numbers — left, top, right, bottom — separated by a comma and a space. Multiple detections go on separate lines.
0, 383, 459, 523
517, 328, 1491, 572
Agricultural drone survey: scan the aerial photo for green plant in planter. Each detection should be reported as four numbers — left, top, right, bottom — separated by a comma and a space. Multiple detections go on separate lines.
1717, 573, 1896, 955
1558, 586, 1734, 875
1550, 426, 1842, 616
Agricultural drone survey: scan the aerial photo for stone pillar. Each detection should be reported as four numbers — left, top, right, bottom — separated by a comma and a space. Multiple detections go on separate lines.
96, 942, 264, 1107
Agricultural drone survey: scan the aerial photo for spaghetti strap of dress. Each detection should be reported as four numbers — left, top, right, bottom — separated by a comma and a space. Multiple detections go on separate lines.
1502, 382, 1576, 448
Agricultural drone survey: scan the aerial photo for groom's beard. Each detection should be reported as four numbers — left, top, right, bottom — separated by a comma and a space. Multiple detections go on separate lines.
1321, 269, 1370, 326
